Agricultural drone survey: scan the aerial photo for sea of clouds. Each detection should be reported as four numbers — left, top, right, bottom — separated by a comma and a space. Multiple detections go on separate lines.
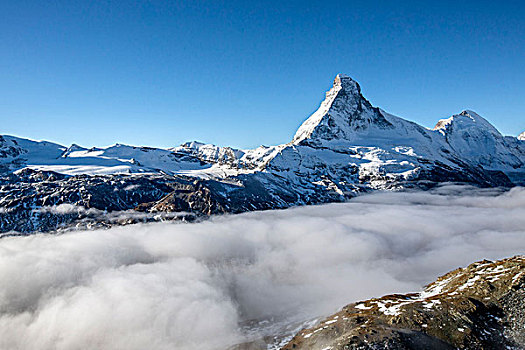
0, 185, 524, 349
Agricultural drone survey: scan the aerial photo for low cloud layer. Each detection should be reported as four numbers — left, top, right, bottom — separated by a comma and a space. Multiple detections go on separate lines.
0, 185, 524, 349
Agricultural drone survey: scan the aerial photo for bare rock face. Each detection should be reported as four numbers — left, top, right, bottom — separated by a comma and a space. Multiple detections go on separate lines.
0, 169, 328, 234
283, 256, 525, 350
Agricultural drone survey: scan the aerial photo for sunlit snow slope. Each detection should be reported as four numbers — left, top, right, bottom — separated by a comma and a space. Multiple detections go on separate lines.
2, 75, 523, 187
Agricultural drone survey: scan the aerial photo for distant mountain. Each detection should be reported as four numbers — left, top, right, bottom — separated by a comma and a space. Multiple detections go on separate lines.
1, 75, 524, 233
282, 256, 525, 350
519, 131, 525, 141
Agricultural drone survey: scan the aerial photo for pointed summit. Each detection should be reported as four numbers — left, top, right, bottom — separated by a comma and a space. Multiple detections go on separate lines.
292, 74, 392, 144
333, 74, 361, 96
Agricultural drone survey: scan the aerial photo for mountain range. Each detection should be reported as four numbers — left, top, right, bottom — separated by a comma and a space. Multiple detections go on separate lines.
1, 74, 524, 233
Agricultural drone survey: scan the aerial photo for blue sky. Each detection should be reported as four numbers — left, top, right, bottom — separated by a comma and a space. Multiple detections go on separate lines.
1, 0, 524, 149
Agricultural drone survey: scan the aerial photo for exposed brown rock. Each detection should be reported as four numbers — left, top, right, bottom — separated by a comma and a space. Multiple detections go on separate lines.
283, 256, 525, 350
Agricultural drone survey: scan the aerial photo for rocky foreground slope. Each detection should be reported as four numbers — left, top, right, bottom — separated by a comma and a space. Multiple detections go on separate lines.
283, 256, 525, 350
1, 75, 524, 233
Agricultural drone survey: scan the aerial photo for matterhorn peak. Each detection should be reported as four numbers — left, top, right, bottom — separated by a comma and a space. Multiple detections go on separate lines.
333, 74, 361, 96
292, 74, 392, 144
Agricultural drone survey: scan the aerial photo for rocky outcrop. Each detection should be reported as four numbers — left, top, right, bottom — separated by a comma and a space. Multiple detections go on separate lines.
283, 256, 525, 350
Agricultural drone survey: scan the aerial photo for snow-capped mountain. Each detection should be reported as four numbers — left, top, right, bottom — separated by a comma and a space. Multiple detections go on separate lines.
519, 131, 525, 141
1, 74, 524, 233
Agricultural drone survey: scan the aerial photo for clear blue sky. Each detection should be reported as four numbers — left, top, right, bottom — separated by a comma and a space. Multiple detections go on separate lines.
1, 0, 524, 149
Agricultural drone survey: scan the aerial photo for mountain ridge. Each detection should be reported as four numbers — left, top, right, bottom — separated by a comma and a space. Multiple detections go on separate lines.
1, 74, 524, 233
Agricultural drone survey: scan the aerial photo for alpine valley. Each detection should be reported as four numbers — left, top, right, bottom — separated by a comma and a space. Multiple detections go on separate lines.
1, 74, 524, 233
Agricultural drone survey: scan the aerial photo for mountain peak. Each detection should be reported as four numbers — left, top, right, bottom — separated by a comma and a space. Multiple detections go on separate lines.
519, 131, 525, 141
459, 109, 477, 118
333, 74, 361, 95
293, 74, 392, 144
433, 110, 500, 137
